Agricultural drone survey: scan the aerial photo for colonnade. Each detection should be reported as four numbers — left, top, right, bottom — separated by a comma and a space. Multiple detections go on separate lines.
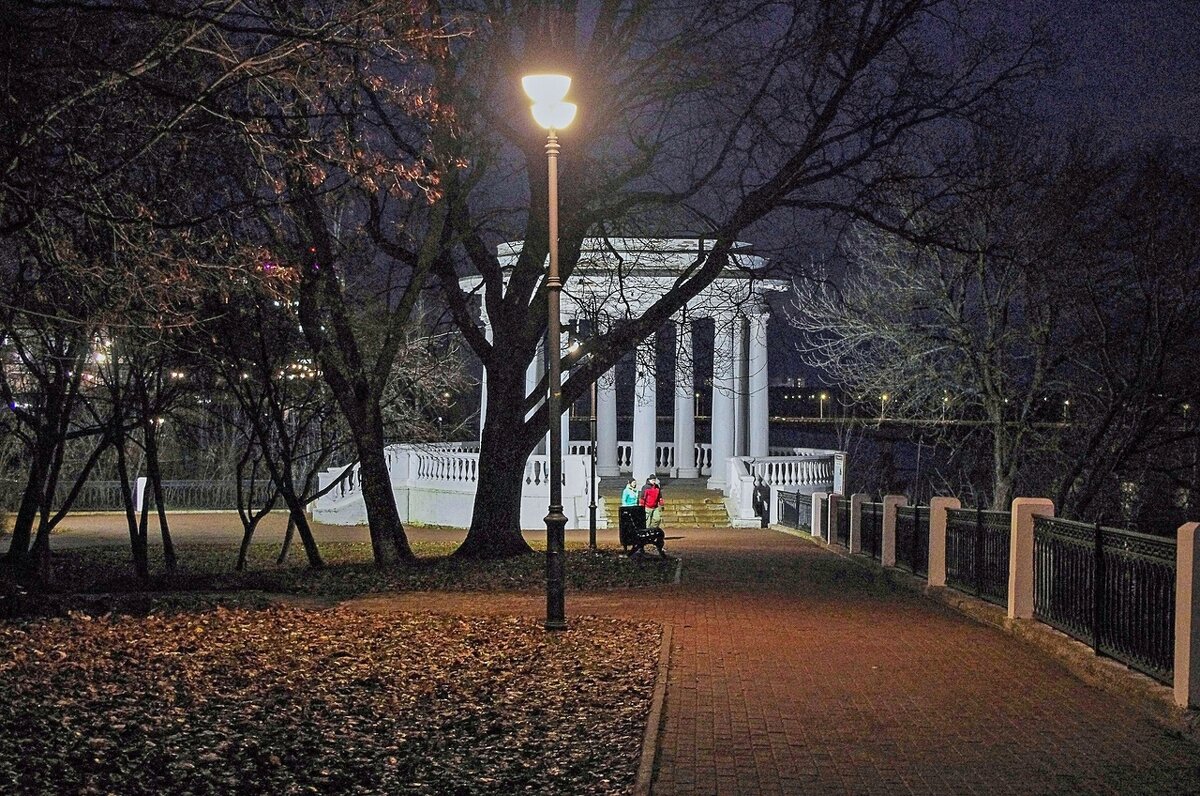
481, 310, 771, 491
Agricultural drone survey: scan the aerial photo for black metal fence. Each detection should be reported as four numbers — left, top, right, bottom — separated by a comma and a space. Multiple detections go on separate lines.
860, 501, 883, 561
778, 491, 804, 529
147, 481, 276, 510
945, 508, 1012, 607
895, 504, 930, 576
56, 481, 129, 511
1033, 516, 1176, 684
835, 498, 850, 547
29, 480, 273, 513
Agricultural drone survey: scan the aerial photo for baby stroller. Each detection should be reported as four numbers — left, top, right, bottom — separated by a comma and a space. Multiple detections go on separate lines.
618, 505, 667, 558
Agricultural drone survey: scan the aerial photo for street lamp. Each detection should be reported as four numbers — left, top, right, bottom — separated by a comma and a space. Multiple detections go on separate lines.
819, 392, 828, 420
524, 73, 576, 632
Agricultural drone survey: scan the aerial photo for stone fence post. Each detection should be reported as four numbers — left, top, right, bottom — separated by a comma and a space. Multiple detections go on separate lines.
881, 495, 907, 567
1174, 523, 1200, 707
1008, 498, 1054, 620
827, 493, 842, 546
927, 497, 961, 588
849, 493, 868, 555
811, 491, 828, 541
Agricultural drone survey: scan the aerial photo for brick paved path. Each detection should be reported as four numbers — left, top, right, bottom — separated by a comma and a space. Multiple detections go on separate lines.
350, 528, 1200, 794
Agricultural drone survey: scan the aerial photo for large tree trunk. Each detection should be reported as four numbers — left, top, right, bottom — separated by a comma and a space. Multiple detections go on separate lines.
991, 411, 1016, 511
456, 374, 537, 558
143, 422, 176, 573
265, 437, 326, 570
114, 439, 149, 580
3, 444, 49, 568
355, 440, 411, 564
340, 403, 413, 564
276, 514, 296, 565
287, 507, 324, 569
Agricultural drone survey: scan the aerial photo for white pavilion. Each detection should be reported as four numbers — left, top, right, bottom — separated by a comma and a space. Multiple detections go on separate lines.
311, 237, 843, 529
473, 237, 784, 491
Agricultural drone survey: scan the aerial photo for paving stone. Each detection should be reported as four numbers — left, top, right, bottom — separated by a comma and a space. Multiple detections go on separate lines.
346, 527, 1200, 794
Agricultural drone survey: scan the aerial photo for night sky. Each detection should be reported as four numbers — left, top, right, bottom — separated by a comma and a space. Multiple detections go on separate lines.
1028, 0, 1200, 143
769, 0, 1200, 385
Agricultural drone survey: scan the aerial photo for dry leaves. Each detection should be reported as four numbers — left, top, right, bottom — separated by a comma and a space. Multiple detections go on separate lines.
0, 607, 659, 794
39, 542, 674, 602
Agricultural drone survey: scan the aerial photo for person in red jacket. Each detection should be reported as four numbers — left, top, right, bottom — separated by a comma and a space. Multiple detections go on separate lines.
639, 475, 665, 529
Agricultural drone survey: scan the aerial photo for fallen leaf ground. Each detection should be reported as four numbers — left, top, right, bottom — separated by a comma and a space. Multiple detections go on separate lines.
0, 606, 659, 795
0, 540, 670, 792
28, 541, 674, 609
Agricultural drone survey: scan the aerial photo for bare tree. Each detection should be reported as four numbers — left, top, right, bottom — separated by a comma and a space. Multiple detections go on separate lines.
789, 129, 1105, 508
432, 1, 1047, 555
1049, 145, 1200, 523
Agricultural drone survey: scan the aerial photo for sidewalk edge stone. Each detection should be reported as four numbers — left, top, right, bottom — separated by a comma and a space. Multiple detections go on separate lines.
635, 622, 672, 796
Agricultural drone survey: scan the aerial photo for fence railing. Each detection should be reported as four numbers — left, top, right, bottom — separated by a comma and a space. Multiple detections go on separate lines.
145, 481, 277, 510
41, 480, 278, 512
1033, 516, 1176, 684
836, 498, 850, 547
805, 494, 1199, 706
895, 504, 930, 576
945, 508, 1012, 607
860, 501, 883, 561
57, 480, 128, 511
777, 491, 812, 530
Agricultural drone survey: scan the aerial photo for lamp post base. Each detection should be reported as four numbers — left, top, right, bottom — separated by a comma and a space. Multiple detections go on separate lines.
545, 505, 568, 631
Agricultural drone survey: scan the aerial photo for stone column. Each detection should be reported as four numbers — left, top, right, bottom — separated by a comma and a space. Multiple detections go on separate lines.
1174, 522, 1200, 707
828, 492, 842, 546
732, 316, 747, 457
749, 311, 770, 457
479, 319, 492, 444
673, 317, 698, 478
596, 367, 619, 476
707, 318, 736, 490
559, 330, 570, 456
525, 346, 546, 455
811, 492, 829, 541
478, 368, 488, 445
632, 337, 657, 480
1008, 498, 1055, 620
849, 493, 869, 554
882, 494, 908, 567
927, 497, 961, 588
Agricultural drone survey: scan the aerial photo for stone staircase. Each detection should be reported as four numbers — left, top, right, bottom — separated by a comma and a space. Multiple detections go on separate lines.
600, 476, 730, 528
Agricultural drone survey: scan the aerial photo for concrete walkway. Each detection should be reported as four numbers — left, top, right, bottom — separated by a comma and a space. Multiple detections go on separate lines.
348, 527, 1200, 795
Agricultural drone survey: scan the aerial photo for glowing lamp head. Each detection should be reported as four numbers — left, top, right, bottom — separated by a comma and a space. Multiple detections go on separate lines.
530, 101, 576, 130
523, 73, 576, 130
522, 74, 571, 103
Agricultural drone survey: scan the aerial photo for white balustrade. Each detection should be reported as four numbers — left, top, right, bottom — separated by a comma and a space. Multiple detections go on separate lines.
722, 451, 841, 525
617, 442, 633, 471
607, 440, 714, 477
311, 444, 602, 530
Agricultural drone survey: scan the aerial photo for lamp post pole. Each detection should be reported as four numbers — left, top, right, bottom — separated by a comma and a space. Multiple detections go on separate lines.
522, 73, 576, 632
543, 128, 567, 631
